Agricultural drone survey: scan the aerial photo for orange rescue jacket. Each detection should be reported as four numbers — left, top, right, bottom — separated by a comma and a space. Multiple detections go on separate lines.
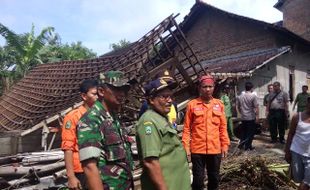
182, 98, 230, 155
61, 105, 87, 173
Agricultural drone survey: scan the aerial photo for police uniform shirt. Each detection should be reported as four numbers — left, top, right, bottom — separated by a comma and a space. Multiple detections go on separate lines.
269, 91, 289, 110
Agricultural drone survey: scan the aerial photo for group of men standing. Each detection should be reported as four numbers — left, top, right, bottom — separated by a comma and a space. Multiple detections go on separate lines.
237, 81, 306, 148
61, 71, 230, 190
265, 83, 309, 144
61, 71, 135, 190
60, 67, 309, 190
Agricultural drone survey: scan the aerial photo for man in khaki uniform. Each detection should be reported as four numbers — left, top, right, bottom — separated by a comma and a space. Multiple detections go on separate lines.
293, 85, 310, 112
136, 77, 191, 190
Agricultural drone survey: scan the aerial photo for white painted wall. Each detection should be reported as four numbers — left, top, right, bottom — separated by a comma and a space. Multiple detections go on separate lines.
236, 52, 310, 119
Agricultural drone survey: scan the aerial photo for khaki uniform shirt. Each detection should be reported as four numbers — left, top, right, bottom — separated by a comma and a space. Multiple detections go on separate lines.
136, 109, 191, 190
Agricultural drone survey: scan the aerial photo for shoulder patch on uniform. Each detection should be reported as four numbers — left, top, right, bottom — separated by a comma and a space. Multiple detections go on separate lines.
143, 121, 153, 126
65, 121, 71, 129
145, 126, 152, 135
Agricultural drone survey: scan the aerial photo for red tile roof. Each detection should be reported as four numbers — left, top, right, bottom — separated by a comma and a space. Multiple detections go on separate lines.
0, 16, 173, 132
0, 15, 205, 133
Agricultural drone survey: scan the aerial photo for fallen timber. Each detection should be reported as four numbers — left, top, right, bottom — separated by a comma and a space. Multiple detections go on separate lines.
0, 148, 299, 190
0, 150, 66, 189
0, 161, 65, 177
0, 149, 143, 189
8, 169, 66, 188
0, 150, 63, 166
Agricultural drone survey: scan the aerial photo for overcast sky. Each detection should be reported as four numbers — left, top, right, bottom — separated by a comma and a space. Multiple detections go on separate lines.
0, 0, 282, 55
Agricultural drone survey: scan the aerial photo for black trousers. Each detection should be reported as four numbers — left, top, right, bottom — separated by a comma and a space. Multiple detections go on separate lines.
269, 109, 286, 141
239, 120, 256, 150
191, 154, 222, 190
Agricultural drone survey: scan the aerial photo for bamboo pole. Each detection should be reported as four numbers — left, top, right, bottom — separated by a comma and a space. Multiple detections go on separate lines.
0, 161, 65, 176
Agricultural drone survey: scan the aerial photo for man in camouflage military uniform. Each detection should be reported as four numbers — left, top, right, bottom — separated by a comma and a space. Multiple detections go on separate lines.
78, 71, 134, 190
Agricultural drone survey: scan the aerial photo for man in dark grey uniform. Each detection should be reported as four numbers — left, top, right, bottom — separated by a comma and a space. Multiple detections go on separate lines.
267, 81, 289, 144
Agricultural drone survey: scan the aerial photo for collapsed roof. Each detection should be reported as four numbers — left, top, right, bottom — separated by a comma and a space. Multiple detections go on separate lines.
0, 15, 205, 134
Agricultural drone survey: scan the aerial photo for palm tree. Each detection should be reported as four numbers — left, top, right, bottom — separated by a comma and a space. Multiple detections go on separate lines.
0, 23, 55, 78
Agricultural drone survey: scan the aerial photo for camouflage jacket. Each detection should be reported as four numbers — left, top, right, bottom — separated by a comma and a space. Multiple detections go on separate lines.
78, 100, 133, 189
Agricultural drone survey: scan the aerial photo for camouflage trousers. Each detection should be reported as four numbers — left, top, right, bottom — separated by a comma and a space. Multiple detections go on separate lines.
101, 164, 133, 190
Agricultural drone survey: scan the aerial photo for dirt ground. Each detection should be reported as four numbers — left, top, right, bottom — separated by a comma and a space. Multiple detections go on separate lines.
227, 131, 287, 163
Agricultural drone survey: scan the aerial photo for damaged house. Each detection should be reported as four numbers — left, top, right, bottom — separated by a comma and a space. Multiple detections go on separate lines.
179, 1, 310, 116
0, 0, 310, 161
1, 0, 310, 188
0, 15, 206, 156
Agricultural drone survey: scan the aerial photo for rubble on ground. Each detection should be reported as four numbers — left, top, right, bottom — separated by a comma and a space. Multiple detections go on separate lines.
219, 143, 297, 190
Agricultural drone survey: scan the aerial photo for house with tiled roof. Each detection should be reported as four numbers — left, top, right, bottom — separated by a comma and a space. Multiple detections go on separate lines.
178, 1, 310, 117
1, 1, 310, 156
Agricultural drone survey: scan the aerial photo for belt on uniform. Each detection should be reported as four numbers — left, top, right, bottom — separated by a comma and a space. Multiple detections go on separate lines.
269, 109, 285, 111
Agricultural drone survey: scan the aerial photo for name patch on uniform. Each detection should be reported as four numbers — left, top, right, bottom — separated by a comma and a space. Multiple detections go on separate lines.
145, 126, 152, 135
193, 107, 204, 111
65, 121, 71, 129
213, 104, 221, 111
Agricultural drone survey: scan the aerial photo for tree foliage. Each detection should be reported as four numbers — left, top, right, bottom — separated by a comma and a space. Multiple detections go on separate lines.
39, 41, 96, 63
109, 39, 131, 51
0, 23, 55, 78
0, 23, 97, 95
0, 46, 16, 93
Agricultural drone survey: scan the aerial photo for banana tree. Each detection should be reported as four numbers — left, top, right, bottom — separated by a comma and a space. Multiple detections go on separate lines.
0, 23, 55, 78
0, 46, 15, 94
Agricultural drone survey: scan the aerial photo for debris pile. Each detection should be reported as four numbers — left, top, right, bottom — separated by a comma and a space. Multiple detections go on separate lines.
220, 156, 298, 190
0, 150, 67, 190
0, 146, 141, 190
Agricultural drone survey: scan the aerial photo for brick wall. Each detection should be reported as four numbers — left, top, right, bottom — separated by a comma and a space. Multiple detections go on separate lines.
183, 9, 278, 61
282, 0, 310, 41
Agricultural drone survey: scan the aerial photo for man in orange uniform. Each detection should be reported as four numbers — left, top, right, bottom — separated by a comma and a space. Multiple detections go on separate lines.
61, 79, 98, 189
182, 75, 230, 190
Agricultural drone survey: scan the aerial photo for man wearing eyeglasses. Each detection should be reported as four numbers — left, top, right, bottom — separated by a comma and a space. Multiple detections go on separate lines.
136, 77, 191, 190
138, 70, 178, 128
